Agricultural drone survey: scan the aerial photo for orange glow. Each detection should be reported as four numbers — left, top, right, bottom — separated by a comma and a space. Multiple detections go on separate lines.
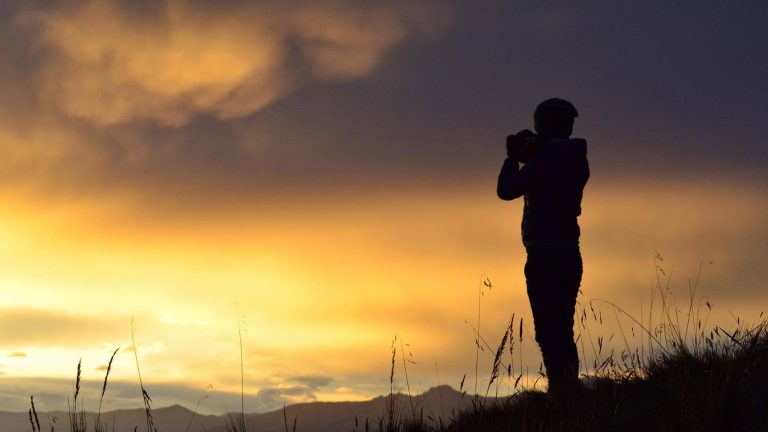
1, 177, 766, 407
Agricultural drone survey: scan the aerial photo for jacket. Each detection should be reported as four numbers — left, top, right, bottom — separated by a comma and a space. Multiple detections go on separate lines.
497, 137, 590, 249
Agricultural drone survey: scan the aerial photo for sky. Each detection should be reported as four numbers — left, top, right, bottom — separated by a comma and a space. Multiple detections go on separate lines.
0, 0, 767, 415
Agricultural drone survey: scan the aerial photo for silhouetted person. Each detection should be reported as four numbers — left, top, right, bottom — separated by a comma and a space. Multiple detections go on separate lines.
497, 98, 589, 394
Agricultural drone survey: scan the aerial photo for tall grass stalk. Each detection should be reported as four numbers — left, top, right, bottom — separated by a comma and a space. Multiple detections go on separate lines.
399, 339, 416, 419
96, 348, 120, 432
486, 317, 513, 397
383, 336, 397, 432
185, 385, 212, 432
233, 303, 247, 432
131, 318, 157, 432
434, 363, 445, 423
67, 359, 87, 432
29, 396, 41, 432
474, 276, 492, 403
282, 404, 297, 432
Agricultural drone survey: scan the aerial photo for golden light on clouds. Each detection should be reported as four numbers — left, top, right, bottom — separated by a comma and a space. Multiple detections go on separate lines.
18, 0, 444, 126
1, 176, 766, 412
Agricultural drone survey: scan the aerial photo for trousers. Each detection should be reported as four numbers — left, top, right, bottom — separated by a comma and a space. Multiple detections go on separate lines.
524, 246, 582, 390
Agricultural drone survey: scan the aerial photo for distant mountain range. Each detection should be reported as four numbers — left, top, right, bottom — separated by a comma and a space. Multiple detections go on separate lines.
2, 386, 495, 432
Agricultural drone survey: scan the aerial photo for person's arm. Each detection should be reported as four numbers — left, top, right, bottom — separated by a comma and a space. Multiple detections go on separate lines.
497, 157, 535, 200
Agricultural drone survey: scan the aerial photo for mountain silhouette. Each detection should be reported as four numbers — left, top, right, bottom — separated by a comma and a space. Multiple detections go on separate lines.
2, 386, 494, 432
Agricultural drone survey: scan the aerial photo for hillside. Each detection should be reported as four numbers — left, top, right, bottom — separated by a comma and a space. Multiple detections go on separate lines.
437, 324, 768, 432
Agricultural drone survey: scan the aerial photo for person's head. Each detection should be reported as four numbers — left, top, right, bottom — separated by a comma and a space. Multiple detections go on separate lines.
534, 98, 578, 139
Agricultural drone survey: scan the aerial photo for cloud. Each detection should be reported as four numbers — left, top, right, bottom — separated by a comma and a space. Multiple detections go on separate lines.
0, 374, 340, 414
0, 308, 126, 346
18, 0, 446, 127
254, 385, 319, 409
288, 374, 334, 389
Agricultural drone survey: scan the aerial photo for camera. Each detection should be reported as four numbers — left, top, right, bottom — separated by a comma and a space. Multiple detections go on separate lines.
506, 129, 538, 163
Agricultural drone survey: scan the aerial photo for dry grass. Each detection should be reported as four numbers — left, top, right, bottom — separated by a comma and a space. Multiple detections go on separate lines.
67, 359, 87, 432
220, 412, 248, 432
96, 348, 119, 432
28, 396, 41, 432
392, 257, 768, 431
132, 319, 158, 432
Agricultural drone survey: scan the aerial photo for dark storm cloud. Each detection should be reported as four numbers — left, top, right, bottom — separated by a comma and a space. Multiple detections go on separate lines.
0, 0, 766, 209
253, 0, 768, 179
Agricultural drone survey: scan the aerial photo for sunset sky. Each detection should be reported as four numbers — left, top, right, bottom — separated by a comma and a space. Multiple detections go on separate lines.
1, 0, 767, 415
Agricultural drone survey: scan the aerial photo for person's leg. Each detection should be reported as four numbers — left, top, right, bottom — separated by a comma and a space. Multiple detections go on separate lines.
552, 249, 582, 388
525, 248, 583, 392
526, 248, 562, 383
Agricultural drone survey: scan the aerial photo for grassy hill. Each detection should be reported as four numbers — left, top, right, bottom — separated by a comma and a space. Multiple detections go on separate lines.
399, 320, 768, 432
